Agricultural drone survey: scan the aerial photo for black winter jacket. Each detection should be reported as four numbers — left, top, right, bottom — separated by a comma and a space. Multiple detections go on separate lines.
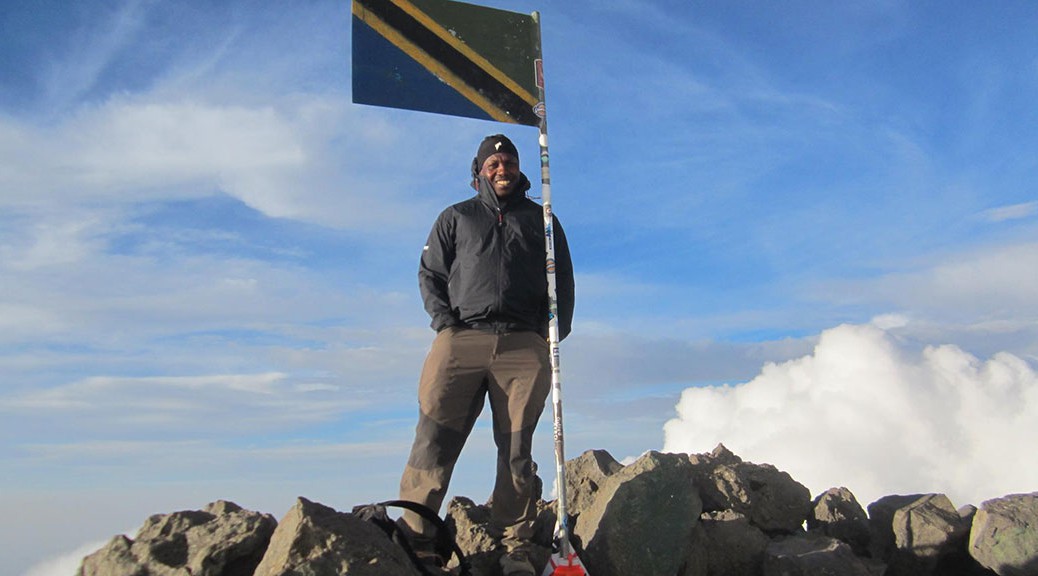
419, 172, 575, 340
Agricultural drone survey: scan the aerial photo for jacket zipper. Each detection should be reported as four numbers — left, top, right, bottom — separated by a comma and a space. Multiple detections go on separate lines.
495, 207, 505, 325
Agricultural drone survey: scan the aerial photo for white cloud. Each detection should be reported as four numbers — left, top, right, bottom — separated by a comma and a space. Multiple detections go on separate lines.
979, 201, 1038, 223
870, 313, 909, 330
2, 372, 365, 431
2, 97, 304, 206
16, 437, 412, 466
814, 239, 1038, 344
0, 211, 113, 270
21, 538, 109, 576
921, 242, 1038, 307
663, 321, 1038, 508
0, 91, 484, 232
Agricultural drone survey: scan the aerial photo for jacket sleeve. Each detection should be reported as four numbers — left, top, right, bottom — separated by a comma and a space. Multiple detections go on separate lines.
419, 209, 460, 331
553, 215, 575, 341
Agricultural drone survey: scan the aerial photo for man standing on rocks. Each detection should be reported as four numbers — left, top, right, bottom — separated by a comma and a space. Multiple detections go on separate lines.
398, 134, 575, 576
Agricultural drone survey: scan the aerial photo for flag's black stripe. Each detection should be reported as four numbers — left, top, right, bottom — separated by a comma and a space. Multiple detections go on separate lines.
356, 0, 539, 125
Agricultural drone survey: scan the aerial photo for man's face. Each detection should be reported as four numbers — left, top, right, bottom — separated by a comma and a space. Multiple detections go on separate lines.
480, 152, 520, 197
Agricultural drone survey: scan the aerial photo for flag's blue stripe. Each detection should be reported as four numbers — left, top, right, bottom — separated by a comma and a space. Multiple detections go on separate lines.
352, 14, 494, 122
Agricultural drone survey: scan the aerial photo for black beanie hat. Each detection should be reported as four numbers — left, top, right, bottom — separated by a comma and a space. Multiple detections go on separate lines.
471, 134, 519, 178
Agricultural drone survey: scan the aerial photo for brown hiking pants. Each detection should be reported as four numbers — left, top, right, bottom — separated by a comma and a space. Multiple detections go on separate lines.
399, 327, 551, 550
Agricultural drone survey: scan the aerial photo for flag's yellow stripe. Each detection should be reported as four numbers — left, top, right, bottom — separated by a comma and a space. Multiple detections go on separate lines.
353, 2, 519, 123
389, 0, 538, 107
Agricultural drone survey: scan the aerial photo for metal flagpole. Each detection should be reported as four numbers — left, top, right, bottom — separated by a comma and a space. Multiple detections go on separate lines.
531, 11, 589, 576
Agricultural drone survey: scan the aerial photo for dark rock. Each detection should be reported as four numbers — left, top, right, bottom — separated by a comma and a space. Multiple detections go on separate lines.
960, 504, 979, 524
532, 496, 559, 550
684, 524, 711, 576
79, 500, 276, 576
690, 443, 743, 467
74, 446, 1032, 576
868, 493, 970, 576
688, 444, 812, 534
573, 451, 702, 576
446, 496, 508, 576
762, 533, 881, 576
79, 535, 145, 576
807, 487, 871, 555
697, 510, 768, 576
254, 497, 419, 576
968, 492, 1038, 576
565, 449, 624, 519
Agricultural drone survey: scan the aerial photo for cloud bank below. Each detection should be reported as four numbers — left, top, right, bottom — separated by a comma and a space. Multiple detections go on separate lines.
663, 319, 1037, 509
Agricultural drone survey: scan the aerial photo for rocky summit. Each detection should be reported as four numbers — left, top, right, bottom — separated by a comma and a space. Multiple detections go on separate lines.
80, 445, 1038, 576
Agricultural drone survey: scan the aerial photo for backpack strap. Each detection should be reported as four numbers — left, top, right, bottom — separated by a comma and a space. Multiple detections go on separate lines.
379, 500, 472, 576
352, 503, 431, 573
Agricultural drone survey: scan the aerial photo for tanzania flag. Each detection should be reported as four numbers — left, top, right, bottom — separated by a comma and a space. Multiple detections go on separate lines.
352, 0, 541, 125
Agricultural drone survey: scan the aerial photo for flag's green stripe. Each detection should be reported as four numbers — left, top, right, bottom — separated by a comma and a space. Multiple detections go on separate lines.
390, 0, 535, 105
354, 1, 511, 122
408, 0, 538, 98
354, 0, 539, 125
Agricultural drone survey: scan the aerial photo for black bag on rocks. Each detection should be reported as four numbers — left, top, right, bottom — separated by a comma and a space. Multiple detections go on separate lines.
352, 499, 472, 576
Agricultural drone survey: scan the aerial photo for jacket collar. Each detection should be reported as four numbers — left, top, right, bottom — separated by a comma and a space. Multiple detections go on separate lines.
475, 171, 532, 210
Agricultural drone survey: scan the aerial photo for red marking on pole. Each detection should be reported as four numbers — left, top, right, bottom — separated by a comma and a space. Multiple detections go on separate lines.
546, 553, 589, 576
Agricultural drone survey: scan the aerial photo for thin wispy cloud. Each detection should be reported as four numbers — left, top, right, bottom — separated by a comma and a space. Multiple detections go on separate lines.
38, 0, 151, 112
821, 239, 1038, 325
980, 201, 1038, 223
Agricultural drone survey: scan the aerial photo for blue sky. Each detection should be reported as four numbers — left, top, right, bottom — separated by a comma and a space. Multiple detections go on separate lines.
2, 1, 1037, 574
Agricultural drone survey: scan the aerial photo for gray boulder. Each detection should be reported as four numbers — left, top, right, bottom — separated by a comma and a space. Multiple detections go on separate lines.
868, 493, 969, 576
762, 533, 881, 576
689, 444, 812, 534
565, 449, 625, 517
79, 536, 145, 576
573, 451, 703, 576
253, 497, 419, 576
968, 492, 1038, 576
79, 500, 276, 576
807, 487, 871, 555
445, 496, 510, 576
